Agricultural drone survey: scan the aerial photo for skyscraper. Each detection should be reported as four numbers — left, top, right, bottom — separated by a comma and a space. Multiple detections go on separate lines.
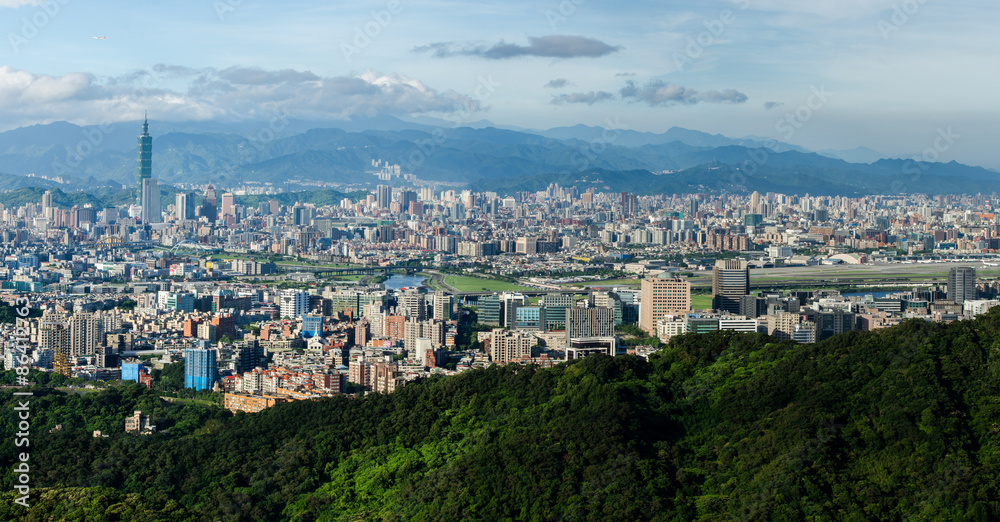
200, 184, 218, 222
712, 259, 750, 314
948, 266, 976, 305
377, 184, 391, 209
136, 113, 152, 205
141, 177, 162, 224
639, 275, 691, 334
176, 192, 195, 221
184, 348, 218, 391
221, 192, 236, 218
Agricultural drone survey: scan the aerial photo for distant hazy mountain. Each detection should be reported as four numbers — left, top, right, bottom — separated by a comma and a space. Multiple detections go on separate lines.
817, 146, 887, 164
0, 119, 996, 197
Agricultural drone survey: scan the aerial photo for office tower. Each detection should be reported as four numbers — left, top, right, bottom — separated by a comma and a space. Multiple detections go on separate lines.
566, 306, 616, 339
478, 294, 501, 325
948, 267, 977, 305
401, 190, 417, 214
292, 204, 314, 226
687, 197, 698, 217
176, 192, 195, 221
750, 191, 761, 213
639, 275, 692, 334
433, 290, 452, 321
712, 259, 750, 314
141, 177, 161, 224
68, 312, 105, 357
136, 113, 152, 205
199, 184, 218, 221
279, 289, 309, 318
41, 190, 53, 212
184, 348, 218, 391
221, 192, 236, 218
377, 184, 391, 209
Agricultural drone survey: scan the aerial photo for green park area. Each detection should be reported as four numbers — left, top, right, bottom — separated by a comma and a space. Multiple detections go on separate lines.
691, 294, 713, 311
444, 275, 535, 293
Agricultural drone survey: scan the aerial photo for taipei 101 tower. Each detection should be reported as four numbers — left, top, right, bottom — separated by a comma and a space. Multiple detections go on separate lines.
137, 112, 152, 203
137, 113, 161, 223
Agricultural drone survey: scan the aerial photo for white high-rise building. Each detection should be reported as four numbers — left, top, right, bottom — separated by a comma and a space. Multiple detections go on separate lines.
279, 289, 309, 318
141, 177, 162, 224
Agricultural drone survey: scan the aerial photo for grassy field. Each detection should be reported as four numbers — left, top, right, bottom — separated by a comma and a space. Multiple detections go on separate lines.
445, 275, 535, 293
162, 396, 219, 407
691, 294, 713, 311
55, 387, 100, 395
329, 274, 366, 282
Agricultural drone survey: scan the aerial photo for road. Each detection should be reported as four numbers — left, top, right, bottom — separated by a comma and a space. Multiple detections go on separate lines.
686, 261, 999, 289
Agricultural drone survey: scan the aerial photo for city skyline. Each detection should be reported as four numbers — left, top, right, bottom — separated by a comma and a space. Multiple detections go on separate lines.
0, 0, 996, 170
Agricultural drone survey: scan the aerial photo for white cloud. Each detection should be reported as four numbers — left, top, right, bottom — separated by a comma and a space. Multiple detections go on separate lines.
0, 0, 44, 8
741, 0, 901, 19
0, 65, 482, 129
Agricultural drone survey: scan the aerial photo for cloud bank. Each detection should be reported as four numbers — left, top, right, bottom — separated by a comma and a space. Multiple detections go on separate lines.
619, 80, 747, 106
550, 91, 615, 105
0, 65, 482, 128
414, 35, 621, 59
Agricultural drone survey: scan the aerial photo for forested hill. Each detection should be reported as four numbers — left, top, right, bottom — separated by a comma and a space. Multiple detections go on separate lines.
4, 310, 1000, 520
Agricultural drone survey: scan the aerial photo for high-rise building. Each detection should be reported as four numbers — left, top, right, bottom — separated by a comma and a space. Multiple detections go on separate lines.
639, 275, 691, 334
39, 311, 69, 375
398, 290, 426, 320
136, 113, 152, 205
279, 289, 309, 318
401, 190, 417, 214
184, 348, 218, 391
566, 306, 616, 339
233, 340, 265, 374
750, 191, 761, 214
948, 266, 977, 305
68, 312, 105, 357
141, 177, 161, 224
41, 190, 53, 212
490, 329, 535, 365
712, 259, 750, 314
432, 291, 452, 321
221, 192, 236, 218
302, 315, 324, 338
377, 184, 391, 209
768, 312, 801, 341
200, 184, 218, 222
176, 192, 196, 221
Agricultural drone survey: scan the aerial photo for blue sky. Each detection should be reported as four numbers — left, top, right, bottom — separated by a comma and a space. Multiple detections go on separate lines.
2, 0, 998, 169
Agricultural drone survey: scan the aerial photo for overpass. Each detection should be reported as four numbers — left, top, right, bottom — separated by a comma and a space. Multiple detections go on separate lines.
293, 265, 433, 278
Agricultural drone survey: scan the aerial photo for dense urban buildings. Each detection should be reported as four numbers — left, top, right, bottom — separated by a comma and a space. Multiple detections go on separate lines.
4, 159, 1000, 413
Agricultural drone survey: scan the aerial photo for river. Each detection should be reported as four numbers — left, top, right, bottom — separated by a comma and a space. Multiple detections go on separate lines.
383, 274, 428, 290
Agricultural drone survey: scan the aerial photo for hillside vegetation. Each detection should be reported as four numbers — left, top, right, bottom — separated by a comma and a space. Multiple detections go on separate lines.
3, 311, 1000, 520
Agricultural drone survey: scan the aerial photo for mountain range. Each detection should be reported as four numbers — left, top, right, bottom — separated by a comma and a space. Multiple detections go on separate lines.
0, 116, 996, 197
